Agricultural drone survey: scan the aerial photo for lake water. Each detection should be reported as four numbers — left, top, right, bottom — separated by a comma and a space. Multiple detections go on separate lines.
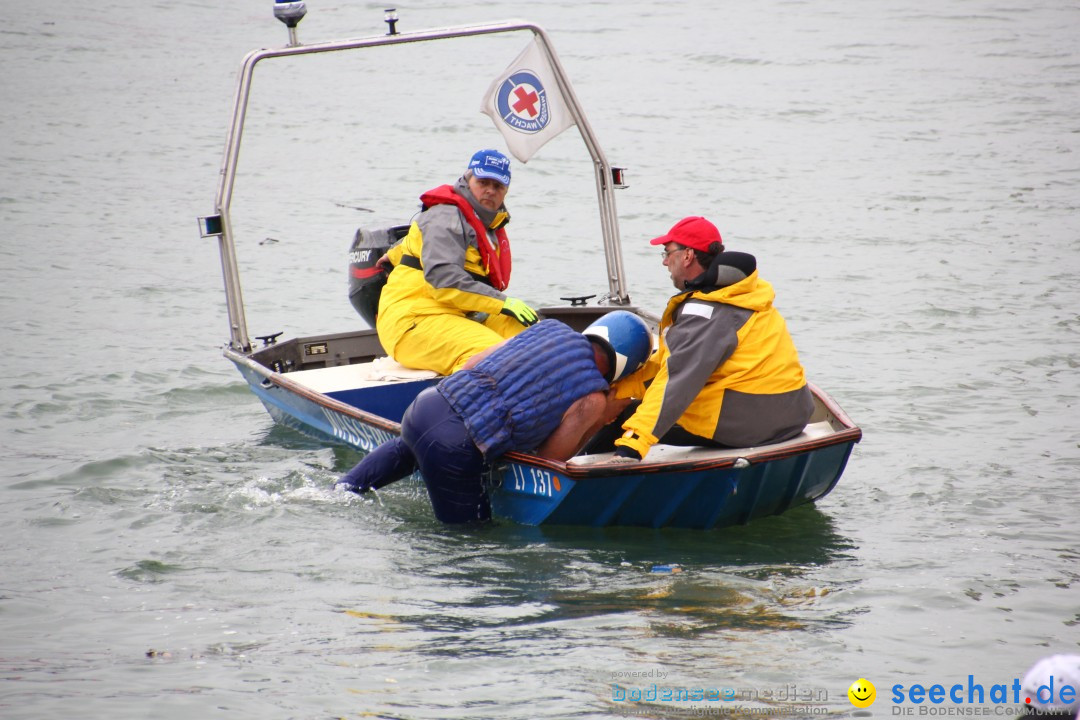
2, 1, 1078, 718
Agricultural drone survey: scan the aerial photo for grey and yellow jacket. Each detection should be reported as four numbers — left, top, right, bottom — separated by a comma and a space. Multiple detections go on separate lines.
613, 252, 813, 458
376, 177, 511, 356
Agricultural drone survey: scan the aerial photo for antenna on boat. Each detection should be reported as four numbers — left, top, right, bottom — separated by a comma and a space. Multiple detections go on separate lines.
384, 8, 399, 35
273, 0, 307, 47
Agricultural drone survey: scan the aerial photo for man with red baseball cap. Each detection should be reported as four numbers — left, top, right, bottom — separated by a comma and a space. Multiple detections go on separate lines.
608, 216, 814, 460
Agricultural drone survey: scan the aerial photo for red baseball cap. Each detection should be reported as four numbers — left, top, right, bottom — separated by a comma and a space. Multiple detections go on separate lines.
649, 216, 723, 252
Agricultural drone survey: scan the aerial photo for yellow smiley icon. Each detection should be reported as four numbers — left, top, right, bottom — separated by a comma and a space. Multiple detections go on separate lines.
848, 678, 876, 708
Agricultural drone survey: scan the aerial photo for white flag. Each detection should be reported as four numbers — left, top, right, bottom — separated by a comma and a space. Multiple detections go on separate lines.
480, 38, 577, 163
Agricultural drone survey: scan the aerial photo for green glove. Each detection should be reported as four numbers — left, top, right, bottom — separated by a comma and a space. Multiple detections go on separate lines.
500, 297, 539, 326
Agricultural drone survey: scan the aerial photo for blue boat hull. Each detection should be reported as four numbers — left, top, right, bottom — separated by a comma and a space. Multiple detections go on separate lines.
229, 350, 860, 529
491, 442, 853, 528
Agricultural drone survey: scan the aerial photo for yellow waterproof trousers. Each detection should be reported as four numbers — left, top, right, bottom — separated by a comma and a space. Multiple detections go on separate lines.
390, 312, 526, 376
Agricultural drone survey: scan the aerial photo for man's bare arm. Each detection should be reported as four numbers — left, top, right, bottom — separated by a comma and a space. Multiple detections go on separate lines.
536, 390, 631, 461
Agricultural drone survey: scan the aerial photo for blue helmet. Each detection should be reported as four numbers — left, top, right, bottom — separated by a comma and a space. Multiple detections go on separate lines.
582, 311, 653, 383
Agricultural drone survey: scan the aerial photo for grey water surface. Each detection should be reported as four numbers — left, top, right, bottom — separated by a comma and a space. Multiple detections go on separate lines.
2, 1, 1078, 718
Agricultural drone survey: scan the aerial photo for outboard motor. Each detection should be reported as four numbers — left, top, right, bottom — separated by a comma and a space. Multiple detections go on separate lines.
348, 224, 409, 326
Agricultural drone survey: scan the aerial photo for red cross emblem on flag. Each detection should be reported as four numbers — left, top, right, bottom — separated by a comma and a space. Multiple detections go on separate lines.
493, 70, 550, 134
511, 85, 540, 118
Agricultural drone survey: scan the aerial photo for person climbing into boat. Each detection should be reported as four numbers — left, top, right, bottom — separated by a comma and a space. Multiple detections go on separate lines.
335, 312, 653, 524
374, 148, 540, 376
606, 216, 813, 462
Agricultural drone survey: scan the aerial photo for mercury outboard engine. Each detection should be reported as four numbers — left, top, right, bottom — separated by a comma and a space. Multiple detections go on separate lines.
348, 224, 409, 326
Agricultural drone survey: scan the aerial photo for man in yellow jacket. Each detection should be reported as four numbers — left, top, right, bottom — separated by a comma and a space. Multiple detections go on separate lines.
611, 216, 814, 461
376, 149, 539, 376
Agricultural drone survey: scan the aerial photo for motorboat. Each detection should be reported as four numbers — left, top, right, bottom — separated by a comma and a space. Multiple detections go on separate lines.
200, 4, 862, 528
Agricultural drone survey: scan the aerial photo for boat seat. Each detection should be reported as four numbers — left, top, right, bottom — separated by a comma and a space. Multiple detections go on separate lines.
568, 420, 837, 466
283, 356, 440, 394
795, 420, 835, 441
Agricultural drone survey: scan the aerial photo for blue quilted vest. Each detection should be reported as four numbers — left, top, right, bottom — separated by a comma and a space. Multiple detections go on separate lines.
436, 319, 609, 458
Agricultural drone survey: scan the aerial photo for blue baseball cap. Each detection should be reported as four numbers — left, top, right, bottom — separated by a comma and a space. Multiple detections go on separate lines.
467, 149, 511, 187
